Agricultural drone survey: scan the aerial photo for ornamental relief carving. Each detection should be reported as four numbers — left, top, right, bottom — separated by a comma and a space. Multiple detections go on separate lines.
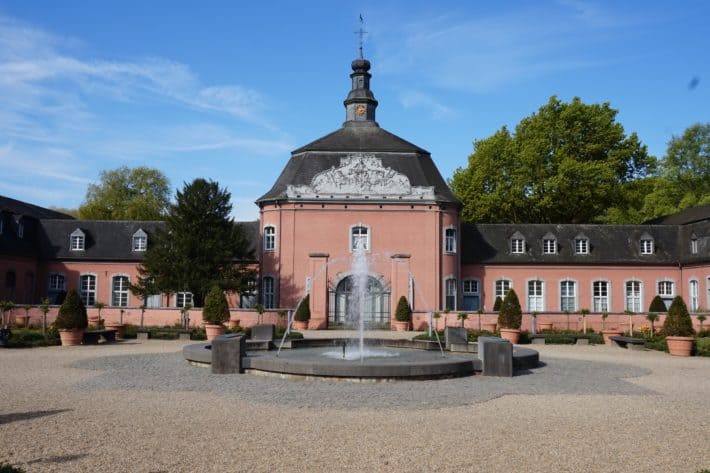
286, 153, 435, 199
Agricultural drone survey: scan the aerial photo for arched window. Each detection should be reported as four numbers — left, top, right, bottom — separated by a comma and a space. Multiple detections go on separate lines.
592, 281, 609, 312
462, 279, 480, 311
444, 228, 457, 253
560, 280, 577, 312
445, 278, 457, 311
263, 226, 276, 252
625, 280, 642, 313
262, 276, 275, 309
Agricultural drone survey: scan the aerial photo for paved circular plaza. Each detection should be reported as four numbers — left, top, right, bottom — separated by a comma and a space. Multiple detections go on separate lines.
0, 340, 708, 472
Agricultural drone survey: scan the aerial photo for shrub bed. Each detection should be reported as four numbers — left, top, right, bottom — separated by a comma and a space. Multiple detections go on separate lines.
5, 328, 60, 348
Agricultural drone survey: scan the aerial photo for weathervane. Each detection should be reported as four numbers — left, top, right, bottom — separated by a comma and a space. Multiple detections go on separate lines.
355, 14, 367, 59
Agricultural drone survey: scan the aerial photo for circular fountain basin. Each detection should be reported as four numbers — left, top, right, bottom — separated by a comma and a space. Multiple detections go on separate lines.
244, 346, 476, 380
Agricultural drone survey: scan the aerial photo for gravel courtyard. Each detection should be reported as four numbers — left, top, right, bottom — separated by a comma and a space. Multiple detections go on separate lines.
1, 340, 708, 472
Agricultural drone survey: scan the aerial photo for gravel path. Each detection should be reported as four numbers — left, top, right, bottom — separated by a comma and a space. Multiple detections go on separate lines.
1, 341, 708, 472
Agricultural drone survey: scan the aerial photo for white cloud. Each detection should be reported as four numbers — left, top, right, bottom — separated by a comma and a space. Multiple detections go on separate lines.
398, 90, 456, 119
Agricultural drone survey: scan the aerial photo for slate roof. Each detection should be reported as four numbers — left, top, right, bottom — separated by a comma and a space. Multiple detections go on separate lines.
0, 195, 74, 220
461, 222, 708, 265
645, 204, 710, 225
38, 219, 259, 262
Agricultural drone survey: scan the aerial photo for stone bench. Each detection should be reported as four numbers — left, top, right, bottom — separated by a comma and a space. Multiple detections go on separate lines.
609, 336, 646, 350
82, 329, 117, 344
531, 334, 591, 345
247, 324, 275, 350
136, 328, 191, 341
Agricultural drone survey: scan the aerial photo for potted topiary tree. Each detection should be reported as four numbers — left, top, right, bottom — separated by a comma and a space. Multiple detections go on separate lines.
293, 295, 310, 331
393, 296, 412, 331
697, 313, 706, 332
55, 289, 88, 346
498, 288, 522, 343
649, 295, 667, 313
646, 312, 659, 335
457, 312, 468, 328
202, 286, 229, 341
579, 308, 590, 334
492, 296, 503, 312
662, 296, 695, 356
90, 302, 105, 328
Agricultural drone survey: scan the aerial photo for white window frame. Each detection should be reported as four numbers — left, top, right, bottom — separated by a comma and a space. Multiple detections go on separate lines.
624, 280, 643, 313
349, 224, 370, 252
444, 227, 457, 254
560, 279, 577, 312
79, 273, 97, 306
0, 218, 4, 235
262, 276, 275, 309
575, 238, 589, 255
494, 279, 512, 300
527, 279, 544, 312
543, 238, 557, 254
444, 277, 457, 311
689, 279, 699, 312
111, 274, 130, 307
263, 225, 276, 252
690, 238, 698, 254
175, 292, 193, 308
640, 239, 654, 255
70, 229, 85, 251
657, 279, 675, 297
132, 229, 147, 252
48, 273, 66, 292
592, 280, 610, 313
462, 278, 480, 311
17, 222, 23, 238
511, 238, 525, 254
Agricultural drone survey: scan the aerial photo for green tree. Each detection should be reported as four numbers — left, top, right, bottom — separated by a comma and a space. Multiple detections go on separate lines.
294, 295, 311, 322
54, 289, 88, 330
661, 296, 694, 337
79, 166, 170, 220
202, 286, 230, 326
450, 96, 653, 224
498, 288, 522, 330
134, 178, 254, 307
395, 296, 412, 322
640, 123, 710, 220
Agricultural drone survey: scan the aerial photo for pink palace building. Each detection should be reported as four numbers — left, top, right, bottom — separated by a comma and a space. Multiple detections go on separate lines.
1, 56, 709, 331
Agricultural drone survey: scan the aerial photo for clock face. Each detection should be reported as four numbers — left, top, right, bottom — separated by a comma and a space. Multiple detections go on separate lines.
356, 105, 366, 116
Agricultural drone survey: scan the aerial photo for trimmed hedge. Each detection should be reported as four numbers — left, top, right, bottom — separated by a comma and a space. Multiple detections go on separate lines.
394, 296, 411, 322
202, 286, 230, 325
54, 289, 88, 330
493, 296, 503, 312
498, 288, 522, 329
662, 296, 694, 337
649, 295, 667, 313
294, 294, 311, 322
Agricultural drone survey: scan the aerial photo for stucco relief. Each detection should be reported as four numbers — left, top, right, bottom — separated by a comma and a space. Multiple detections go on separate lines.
286, 154, 435, 199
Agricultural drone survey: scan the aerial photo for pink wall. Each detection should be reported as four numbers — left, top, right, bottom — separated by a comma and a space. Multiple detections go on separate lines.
0, 256, 39, 304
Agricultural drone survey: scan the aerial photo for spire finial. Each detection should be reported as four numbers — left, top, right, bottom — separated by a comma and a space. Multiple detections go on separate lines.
355, 14, 367, 59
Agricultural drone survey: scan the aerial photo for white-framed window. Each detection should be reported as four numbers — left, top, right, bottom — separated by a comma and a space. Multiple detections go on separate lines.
462, 279, 480, 311
495, 279, 512, 300
690, 238, 698, 254
560, 280, 577, 312
625, 280, 642, 313
543, 238, 557, 254
176, 292, 193, 308
527, 280, 544, 312
689, 279, 699, 312
48, 273, 66, 291
444, 228, 457, 254
592, 280, 609, 312
262, 276, 275, 309
240, 279, 257, 309
640, 239, 654, 255
80, 274, 97, 306
17, 222, 23, 238
132, 229, 147, 252
511, 238, 525, 254
575, 238, 589, 254
70, 229, 85, 251
445, 278, 457, 311
111, 275, 130, 307
0, 217, 4, 235
657, 280, 674, 297
263, 226, 276, 252
350, 225, 370, 251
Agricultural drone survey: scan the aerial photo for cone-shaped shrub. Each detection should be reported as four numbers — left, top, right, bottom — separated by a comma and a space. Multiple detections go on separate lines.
202, 286, 230, 325
649, 295, 667, 313
493, 296, 503, 312
662, 296, 694, 337
498, 288, 522, 329
55, 289, 88, 330
394, 296, 411, 322
294, 294, 310, 322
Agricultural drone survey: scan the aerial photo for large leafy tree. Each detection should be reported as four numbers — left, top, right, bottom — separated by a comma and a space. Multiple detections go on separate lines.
134, 178, 254, 307
450, 96, 653, 223
79, 166, 170, 220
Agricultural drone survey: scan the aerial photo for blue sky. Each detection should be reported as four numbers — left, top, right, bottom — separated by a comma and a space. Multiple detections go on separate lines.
0, 1, 708, 221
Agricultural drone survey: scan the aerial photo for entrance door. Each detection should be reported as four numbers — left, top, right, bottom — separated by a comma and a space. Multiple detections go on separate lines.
330, 275, 390, 327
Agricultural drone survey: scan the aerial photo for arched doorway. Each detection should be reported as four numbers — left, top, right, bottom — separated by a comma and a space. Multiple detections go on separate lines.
329, 275, 390, 327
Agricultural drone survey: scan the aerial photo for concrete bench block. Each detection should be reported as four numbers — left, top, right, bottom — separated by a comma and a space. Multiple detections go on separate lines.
211, 333, 246, 374
444, 327, 468, 349
575, 338, 590, 345
251, 324, 275, 342
478, 336, 513, 377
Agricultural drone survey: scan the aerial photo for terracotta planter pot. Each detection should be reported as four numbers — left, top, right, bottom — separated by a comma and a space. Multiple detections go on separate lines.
482, 322, 497, 332
104, 322, 126, 339
228, 319, 241, 329
392, 320, 410, 331
666, 336, 693, 356
499, 328, 521, 344
292, 320, 309, 331
602, 329, 623, 345
15, 315, 30, 328
204, 324, 225, 341
537, 322, 553, 332
58, 329, 84, 346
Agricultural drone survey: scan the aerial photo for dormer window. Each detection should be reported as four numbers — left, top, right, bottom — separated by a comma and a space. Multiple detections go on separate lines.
510, 231, 525, 254
640, 233, 654, 255
542, 233, 557, 254
132, 229, 147, 252
70, 229, 85, 251
574, 235, 589, 254
690, 234, 698, 254
17, 221, 24, 239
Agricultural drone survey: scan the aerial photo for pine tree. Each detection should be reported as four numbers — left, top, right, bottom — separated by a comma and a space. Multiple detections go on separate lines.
55, 289, 88, 330
662, 296, 694, 337
202, 286, 230, 325
294, 295, 310, 322
498, 289, 522, 330
649, 295, 667, 313
394, 296, 412, 322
